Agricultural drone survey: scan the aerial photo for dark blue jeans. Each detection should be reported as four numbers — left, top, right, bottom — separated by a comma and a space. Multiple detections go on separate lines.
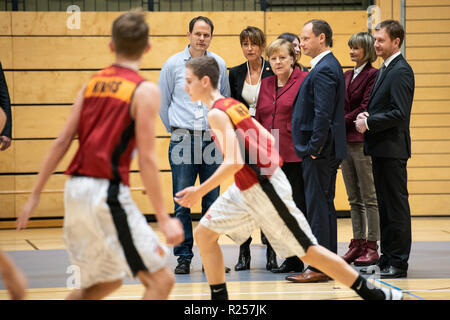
169, 130, 221, 263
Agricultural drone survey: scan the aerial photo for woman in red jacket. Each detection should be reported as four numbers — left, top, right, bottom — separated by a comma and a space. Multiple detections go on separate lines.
340, 32, 380, 267
255, 38, 308, 273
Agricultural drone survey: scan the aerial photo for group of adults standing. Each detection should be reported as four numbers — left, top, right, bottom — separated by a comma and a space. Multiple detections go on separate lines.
158, 16, 415, 281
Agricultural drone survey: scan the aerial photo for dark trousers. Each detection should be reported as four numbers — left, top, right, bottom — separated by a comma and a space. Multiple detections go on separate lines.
169, 131, 221, 263
371, 157, 411, 270
301, 154, 340, 267
281, 162, 307, 216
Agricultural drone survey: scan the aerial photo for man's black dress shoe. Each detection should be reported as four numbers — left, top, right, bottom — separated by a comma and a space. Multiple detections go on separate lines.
380, 266, 407, 279
175, 260, 190, 274
271, 256, 304, 273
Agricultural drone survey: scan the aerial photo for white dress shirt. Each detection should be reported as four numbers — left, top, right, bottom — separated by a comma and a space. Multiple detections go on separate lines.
310, 50, 331, 70
352, 62, 368, 81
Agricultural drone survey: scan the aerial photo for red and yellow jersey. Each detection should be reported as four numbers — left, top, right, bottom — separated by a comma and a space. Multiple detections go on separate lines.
212, 97, 283, 190
65, 65, 145, 185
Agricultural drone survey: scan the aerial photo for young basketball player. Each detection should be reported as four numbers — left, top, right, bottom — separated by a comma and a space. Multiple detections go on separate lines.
16, 11, 184, 300
0, 108, 27, 300
175, 56, 403, 300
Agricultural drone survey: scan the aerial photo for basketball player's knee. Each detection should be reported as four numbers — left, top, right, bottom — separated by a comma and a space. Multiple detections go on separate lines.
194, 226, 218, 248
141, 267, 174, 291
193, 225, 208, 244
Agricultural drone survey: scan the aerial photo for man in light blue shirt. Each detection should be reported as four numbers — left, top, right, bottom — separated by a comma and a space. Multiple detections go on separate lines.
158, 16, 230, 274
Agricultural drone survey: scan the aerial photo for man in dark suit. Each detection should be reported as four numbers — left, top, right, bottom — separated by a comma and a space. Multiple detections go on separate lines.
287, 19, 346, 283
355, 20, 414, 278
0, 62, 12, 151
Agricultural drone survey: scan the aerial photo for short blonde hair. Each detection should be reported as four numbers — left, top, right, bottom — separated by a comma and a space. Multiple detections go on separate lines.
266, 39, 296, 68
348, 32, 377, 63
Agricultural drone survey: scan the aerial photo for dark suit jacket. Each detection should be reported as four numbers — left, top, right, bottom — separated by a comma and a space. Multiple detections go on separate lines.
291, 52, 346, 160
255, 67, 308, 162
344, 63, 378, 143
364, 54, 415, 159
0, 62, 12, 138
228, 58, 273, 109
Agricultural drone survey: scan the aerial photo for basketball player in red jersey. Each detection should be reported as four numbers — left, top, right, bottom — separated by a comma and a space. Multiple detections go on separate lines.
16, 11, 184, 300
176, 56, 402, 301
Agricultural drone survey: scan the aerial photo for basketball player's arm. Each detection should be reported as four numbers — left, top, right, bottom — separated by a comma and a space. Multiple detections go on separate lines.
16, 85, 85, 230
174, 109, 244, 208
132, 82, 184, 246
251, 117, 276, 145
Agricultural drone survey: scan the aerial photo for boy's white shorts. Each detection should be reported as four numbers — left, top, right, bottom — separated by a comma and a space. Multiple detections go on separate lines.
64, 176, 169, 289
201, 167, 318, 259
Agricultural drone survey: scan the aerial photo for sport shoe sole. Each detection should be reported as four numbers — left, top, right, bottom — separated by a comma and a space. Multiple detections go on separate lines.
381, 287, 403, 300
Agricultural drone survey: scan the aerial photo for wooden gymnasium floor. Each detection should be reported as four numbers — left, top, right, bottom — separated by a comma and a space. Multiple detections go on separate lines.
1, 217, 450, 300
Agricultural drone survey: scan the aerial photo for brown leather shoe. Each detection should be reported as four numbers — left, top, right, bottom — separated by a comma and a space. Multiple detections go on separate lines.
354, 241, 379, 266
285, 269, 330, 283
341, 239, 366, 264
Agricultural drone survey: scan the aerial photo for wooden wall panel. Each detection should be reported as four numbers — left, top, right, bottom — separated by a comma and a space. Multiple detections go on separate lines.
414, 74, 450, 87
0, 141, 15, 173
409, 195, 450, 215
408, 181, 450, 194
11, 36, 243, 70
407, 20, 450, 34
0, 176, 15, 219
14, 140, 78, 173
406, 6, 450, 20
335, 171, 350, 211
406, 1, 450, 215
411, 114, 450, 127
1, 138, 172, 174
406, 47, 450, 61
3, 71, 13, 104
0, 12, 11, 35
13, 105, 168, 139
407, 34, 450, 47
414, 88, 450, 100
413, 140, 450, 154
410, 61, 450, 74
11, 12, 264, 36
0, 38, 13, 68
411, 128, 450, 141
409, 154, 450, 167
407, 0, 450, 7
412, 100, 449, 114
265, 11, 367, 36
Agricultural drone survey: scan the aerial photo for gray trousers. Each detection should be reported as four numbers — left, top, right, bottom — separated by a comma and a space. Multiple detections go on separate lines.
341, 142, 380, 241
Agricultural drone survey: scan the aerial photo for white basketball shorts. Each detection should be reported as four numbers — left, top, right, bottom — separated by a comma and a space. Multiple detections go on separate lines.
64, 176, 169, 289
200, 167, 318, 258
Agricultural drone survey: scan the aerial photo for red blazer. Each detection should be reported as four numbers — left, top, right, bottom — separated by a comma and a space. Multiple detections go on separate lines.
255, 67, 308, 162
344, 63, 378, 142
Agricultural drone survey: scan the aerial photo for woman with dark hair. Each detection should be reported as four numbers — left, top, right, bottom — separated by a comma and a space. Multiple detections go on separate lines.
256, 39, 308, 274
277, 32, 307, 71
229, 26, 276, 271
